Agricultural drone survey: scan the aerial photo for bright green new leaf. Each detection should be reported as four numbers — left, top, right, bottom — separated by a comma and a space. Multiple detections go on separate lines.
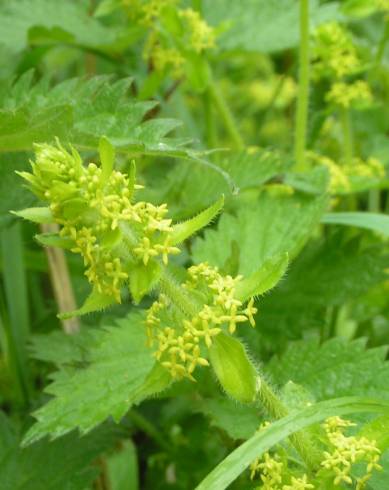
235, 253, 288, 302
35, 232, 73, 249
58, 288, 116, 320
209, 333, 258, 404
99, 136, 115, 184
170, 195, 224, 245
129, 261, 162, 304
12, 206, 53, 224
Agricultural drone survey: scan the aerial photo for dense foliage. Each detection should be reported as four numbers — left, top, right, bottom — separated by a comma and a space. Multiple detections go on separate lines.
1, 0, 389, 489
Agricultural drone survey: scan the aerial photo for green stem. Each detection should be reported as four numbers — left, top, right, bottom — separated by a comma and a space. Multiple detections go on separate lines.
203, 89, 217, 148
208, 78, 244, 150
340, 107, 353, 165
375, 18, 389, 68
128, 408, 171, 453
294, 0, 310, 171
159, 270, 319, 469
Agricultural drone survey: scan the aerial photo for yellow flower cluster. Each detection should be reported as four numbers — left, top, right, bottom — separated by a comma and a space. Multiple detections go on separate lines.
149, 44, 184, 75
312, 23, 360, 80
145, 262, 257, 380
22, 141, 180, 302
179, 9, 215, 53
321, 416, 382, 488
250, 452, 313, 489
307, 152, 385, 194
326, 80, 373, 108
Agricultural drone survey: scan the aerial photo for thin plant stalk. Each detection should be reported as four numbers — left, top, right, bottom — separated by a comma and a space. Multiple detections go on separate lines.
294, 0, 310, 171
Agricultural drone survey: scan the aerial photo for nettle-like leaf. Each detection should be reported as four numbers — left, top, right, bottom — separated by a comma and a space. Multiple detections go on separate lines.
0, 0, 120, 55
195, 397, 261, 440
256, 235, 389, 342
0, 74, 190, 156
203, 0, 340, 54
23, 311, 171, 445
0, 412, 121, 490
192, 192, 327, 276
144, 149, 291, 219
266, 337, 389, 401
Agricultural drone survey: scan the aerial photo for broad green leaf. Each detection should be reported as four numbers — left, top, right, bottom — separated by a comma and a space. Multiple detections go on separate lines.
170, 196, 224, 245
11, 206, 53, 224
266, 337, 389, 401
322, 212, 389, 237
23, 312, 171, 445
129, 261, 162, 305
203, 0, 340, 54
192, 193, 327, 276
0, 411, 122, 490
209, 333, 258, 404
196, 397, 261, 440
106, 440, 139, 490
0, 0, 118, 54
0, 75, 193, 157
235, 253, 288, 302
195, 397, 389, 490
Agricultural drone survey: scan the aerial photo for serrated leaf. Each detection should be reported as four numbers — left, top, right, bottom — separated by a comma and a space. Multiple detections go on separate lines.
170, 196, 224, 245
0, 411, 122, 490
58, 288, 116, 320
266, 337, 389, 401
235, 253, 288, 302
192, 193, 327, 276
23, 312, 171, 445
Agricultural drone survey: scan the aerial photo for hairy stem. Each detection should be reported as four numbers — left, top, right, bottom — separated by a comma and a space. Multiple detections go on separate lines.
294, 0, 310, 171
208, 78, 244, 150
340, 107, 353, 165
159, 269, 319, 469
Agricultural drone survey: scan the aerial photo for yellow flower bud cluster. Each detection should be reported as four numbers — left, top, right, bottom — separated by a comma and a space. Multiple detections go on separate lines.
312, 23, 360, 80
21, 141, 181, 302
145, 262, 257, 380
250, 452, 313, 489
326, 80, 373, 108
307, 152, 385, 194
179, 8, 215, 53
321, 416, 382, 488
147, 43, 185, 76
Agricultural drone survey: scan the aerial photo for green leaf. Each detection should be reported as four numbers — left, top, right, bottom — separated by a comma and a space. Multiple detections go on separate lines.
12, 206, 53, 224
322, 212, 389, 237
0, 75, 193, 158
209, 333, 258, 404
106, 440, 139, 490
266, 337, 389, 401
170, 196, 224, 245
0, 0, 118, 54
0, 411, 122, 490
129, 261, 162, 305
196, 397, 261, 440
235, 253, 288, 302
35, 232, 73, 249
192, 193, 327, 276
23, 311, 171, 445
99, 135, 115, 184
195, 397, 389, 490
58, 288, 116, 319
203, 0, 340, 54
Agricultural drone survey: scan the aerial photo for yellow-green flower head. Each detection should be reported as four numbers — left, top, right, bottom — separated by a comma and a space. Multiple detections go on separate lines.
312, 22, 360, 80
179, 8, 215, 53
321, 416, 382, 488
17, 140, 180, 303
326, 80, 373, 109
145, 262, 257, 380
